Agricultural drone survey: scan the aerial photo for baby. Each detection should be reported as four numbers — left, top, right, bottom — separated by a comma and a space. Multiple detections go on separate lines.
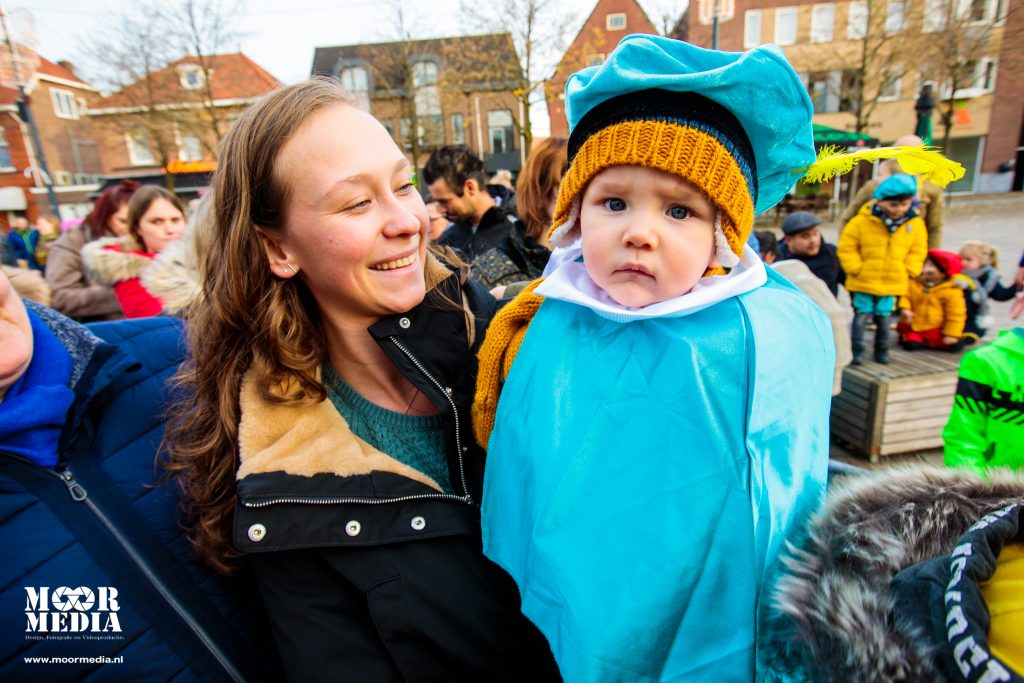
473, 35, 834, 682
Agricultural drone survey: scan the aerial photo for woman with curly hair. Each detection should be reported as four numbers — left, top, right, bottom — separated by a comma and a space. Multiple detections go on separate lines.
164, 79, 559, 682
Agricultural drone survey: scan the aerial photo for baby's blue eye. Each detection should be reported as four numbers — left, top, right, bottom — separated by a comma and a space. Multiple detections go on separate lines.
668, 206, 690, 220
605, 198, 626, 212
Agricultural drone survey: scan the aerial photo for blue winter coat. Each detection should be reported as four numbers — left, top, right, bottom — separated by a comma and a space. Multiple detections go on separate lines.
7, 229, 41, 270
0, 307, 281, 681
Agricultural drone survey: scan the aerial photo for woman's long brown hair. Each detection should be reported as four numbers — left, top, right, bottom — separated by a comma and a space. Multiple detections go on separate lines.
516, 136, 568, 241
164, 79, 468, 574
164, 80, 347, 573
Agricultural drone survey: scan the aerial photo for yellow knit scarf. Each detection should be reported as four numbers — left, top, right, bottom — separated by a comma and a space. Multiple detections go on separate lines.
472, 279, 546, 448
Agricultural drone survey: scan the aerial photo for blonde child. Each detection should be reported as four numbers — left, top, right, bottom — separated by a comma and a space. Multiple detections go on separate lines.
959, 240, 1017, 342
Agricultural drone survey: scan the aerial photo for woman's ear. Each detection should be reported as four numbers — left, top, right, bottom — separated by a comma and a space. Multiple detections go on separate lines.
255, 227, 300, 278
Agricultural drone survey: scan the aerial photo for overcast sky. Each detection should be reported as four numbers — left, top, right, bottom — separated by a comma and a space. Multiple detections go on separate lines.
19, 0, 684, 135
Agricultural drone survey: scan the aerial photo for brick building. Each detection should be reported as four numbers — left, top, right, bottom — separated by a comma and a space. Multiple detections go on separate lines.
686, 0, 1023, 193
0, 44, 105, 225
311, 34, 525, 174
87, 53, 280, 195
546, 0, 659, 138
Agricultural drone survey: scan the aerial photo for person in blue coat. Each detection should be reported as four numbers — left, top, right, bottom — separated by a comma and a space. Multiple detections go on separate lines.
0, 268, 281, 681
471, 35, 956, 682
6, 214, 41, 271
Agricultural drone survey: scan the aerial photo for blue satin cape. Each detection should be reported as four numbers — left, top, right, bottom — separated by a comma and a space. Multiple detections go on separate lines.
482, 270, 833, 683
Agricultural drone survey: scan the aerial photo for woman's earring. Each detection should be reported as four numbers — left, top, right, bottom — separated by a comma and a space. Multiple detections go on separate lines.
283, 264, 294, 275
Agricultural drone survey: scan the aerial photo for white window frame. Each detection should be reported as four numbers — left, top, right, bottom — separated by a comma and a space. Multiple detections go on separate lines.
942, 58, 998, 99
885, 0, 907, 34
339, 65, 371, 112
125, 132, 156, 166
994, 0, 1009, 23
923, 0, 948, 31
487, 109, 514, 155
774, 6, 798, 45
744, 9, 763, 47
606, 12, 627, 30
877, 66, 903, 101
50, 87, 79, 120
412, 60, 439, 87
811, 4, 835, 42
0, 128, 12, 170
450, 113, 465, 145
960, 0, 993, 22
979, 58, 997, 91
178, 65, 205, 91
847, 1, 868, 39
176, 129, 203, 162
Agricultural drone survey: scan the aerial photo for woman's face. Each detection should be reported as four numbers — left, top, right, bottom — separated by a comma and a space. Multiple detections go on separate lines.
0, 270, 33, 402
108, 203, 130, 236
269, 103, 429, 327
136, 198, 185, 254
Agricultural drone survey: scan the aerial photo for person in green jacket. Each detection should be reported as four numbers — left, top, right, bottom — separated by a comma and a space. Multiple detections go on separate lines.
943, 327, 1024, 474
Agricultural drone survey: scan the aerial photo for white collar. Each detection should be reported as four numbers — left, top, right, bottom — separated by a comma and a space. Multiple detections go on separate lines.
534, 244, 767, 322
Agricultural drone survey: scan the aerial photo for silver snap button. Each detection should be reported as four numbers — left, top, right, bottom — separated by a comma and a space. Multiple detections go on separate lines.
411, 516, 426, 531
345, 520, 362, 537
399, 317, 411, 329
247, 523, 267, 542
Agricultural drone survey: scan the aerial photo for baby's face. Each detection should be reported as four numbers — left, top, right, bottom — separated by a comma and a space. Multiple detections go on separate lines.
579, 166, 717, 308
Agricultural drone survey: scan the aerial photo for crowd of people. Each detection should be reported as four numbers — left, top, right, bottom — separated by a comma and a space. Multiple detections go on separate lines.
1, 33, 1022, 682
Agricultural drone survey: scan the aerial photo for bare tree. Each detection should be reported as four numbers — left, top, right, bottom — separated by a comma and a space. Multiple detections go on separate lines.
167, 0, 248, 155
843, 0, 929, 135
458, 0, 575, 152
918, 0, 1022, 150
81, 2, 180, 188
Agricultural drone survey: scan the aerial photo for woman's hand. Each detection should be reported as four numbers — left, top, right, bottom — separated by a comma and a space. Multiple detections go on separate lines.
899, 309, 914, 325
490, 285, 507, 299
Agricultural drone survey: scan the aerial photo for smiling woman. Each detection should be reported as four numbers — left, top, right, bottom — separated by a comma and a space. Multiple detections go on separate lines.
163, 79, 560, 682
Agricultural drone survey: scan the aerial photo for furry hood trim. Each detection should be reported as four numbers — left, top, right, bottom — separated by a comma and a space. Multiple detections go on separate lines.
140, 232, 199, 315
81, 236, 152, 286
759, 464, 1024, 682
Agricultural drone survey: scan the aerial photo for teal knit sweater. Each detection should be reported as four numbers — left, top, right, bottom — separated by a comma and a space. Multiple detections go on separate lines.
323, 364, 454, 494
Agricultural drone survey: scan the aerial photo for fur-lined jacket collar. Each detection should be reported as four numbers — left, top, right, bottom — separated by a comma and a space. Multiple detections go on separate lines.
81, 236, 153, 286
139, 235, 199, 316
236, 370, 443, 492
759, 465, 1024, 682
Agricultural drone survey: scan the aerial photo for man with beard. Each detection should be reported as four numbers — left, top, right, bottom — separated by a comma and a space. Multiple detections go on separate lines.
424, 146, 517, 261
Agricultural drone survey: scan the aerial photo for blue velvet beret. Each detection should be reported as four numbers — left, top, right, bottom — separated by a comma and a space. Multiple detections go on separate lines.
563, 34, 816, 214
873, 173, 918, 200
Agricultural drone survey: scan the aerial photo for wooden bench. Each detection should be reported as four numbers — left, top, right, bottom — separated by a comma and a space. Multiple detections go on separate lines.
830, 330, 967, 462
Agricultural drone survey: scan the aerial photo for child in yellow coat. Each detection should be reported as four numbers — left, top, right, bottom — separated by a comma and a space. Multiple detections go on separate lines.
838, 173, 928, 364
898, 248, 967, 351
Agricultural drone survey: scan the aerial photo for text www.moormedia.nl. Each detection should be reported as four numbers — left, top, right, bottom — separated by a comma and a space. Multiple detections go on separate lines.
23, 656, 123, 664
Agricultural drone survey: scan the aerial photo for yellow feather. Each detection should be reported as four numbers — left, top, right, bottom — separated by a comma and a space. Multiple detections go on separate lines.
795, 145, 965, 187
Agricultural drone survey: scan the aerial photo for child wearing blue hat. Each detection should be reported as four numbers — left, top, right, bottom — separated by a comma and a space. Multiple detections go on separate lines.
471, 35, 831, 683
838, 173, 929, 364
471, 35, 962, 682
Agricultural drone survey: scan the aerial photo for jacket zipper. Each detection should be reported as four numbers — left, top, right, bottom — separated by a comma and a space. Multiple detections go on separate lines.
388, 335, 472, 502
243, 336, 474, 510
6, 454, 247, 683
